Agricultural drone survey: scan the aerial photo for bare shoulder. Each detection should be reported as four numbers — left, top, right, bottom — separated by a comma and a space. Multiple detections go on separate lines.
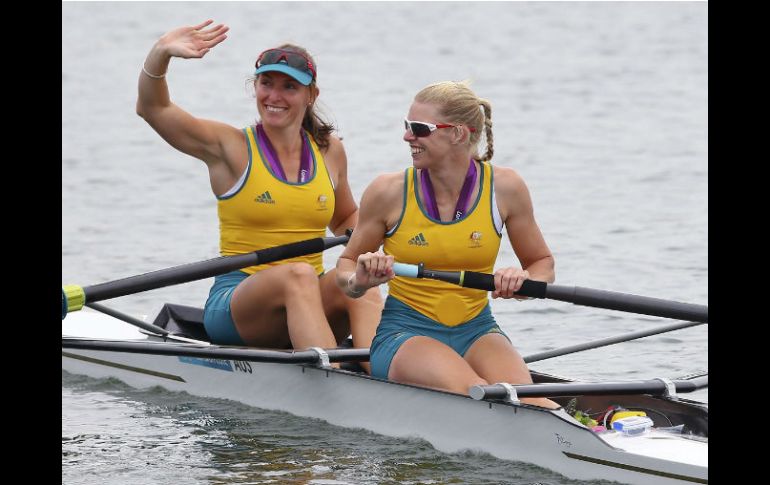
320, 135, 349, 188
491, 164, 535, 218
359, 171, 405, 232
216, 123, 249, 172
326, 134, 345, 152
363, 171, 405, 205
493, 164, 530, 195
322, 135, 347, 165
217, 121, 247, 148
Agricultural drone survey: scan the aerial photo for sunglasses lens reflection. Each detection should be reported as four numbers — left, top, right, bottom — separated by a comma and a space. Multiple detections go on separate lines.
414, 123, 432, 137
258, 49, 314, 78
405, 121, 432, 137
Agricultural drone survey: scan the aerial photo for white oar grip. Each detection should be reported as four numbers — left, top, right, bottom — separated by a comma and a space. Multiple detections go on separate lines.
392, 263, 419, 278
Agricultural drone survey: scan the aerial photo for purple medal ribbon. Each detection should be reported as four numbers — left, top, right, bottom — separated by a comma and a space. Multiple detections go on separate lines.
256, 124, 312, 183
420, 160, 477, 221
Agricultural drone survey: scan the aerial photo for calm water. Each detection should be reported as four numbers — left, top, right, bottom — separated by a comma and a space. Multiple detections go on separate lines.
62, 2, 708, 484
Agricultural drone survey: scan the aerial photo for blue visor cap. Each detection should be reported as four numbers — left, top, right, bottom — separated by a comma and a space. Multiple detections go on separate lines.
254, 62, 313, 86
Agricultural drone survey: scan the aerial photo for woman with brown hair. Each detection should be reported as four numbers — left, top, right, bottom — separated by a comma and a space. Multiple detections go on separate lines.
137, 20, 380, 368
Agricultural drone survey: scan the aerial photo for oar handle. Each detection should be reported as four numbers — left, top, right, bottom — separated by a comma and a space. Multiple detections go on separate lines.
391, 263, 546, 297
460, 270, 547, 297
63, 234, 350, 319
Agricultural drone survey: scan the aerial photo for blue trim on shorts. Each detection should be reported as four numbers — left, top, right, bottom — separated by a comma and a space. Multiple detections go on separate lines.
203, 270, 249, 345
369, 296, 509, 379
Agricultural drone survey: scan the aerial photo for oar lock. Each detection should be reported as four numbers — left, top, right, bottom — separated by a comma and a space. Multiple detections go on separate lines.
307, 346, 331, 368
495, 383, 520, 404
654, 377, 678, 399
469, 382, 521, 404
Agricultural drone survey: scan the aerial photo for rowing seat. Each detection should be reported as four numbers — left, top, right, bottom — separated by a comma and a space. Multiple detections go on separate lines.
151, 303, 210, 341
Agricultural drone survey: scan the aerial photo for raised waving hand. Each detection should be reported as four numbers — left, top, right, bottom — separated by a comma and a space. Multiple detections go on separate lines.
156, 19, 229, 59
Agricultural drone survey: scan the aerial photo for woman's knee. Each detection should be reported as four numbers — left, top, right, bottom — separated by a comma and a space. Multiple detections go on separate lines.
284, 263, 320, 292
285, 262, 318, 278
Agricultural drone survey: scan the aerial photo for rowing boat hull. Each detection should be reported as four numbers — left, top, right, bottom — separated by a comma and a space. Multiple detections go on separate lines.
62, 310, 707, 484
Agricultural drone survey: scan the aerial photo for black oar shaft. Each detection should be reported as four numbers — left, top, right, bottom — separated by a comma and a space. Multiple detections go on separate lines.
402, 265, 708, 324
86, 302, 170, 336
460, 271, 707, 323
82, 234, 348, 303
470, 377, 708, 400
84, 253, 259, 302
523, 320, 704, 363
543, 285, 708, 324
62, 338, 371, 364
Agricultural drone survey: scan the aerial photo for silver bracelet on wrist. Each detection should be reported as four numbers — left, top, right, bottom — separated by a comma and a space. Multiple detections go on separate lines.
347, 273, 366, 297
142, 63, 166, 79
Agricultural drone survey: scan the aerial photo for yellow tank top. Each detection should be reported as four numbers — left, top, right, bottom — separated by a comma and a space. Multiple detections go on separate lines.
217, 126, 335, 274
383, 162, 502, 326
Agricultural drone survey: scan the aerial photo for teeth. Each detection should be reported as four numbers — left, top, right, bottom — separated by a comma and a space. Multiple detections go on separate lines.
411, 147, 424, 154
266, 105, 287, 112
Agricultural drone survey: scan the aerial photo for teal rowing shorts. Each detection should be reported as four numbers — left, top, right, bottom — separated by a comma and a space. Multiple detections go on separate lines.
203, 270, 249, 345
370, 296, 510, 379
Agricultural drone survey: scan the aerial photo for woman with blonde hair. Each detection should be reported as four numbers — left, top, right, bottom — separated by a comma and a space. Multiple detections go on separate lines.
337, 80, 558, 404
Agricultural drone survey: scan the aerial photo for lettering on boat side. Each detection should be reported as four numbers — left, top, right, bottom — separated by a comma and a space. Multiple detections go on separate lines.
555, 433, 572, 447
233, 360, 253, 373
178, 356, 233, 371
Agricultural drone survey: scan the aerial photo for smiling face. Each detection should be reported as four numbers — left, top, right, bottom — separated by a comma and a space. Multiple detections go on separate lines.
256, 71, 314, 130
404, 101, 456, 169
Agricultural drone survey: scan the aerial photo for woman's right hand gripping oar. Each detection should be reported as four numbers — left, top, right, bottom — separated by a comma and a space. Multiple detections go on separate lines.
345, 251, 395, 298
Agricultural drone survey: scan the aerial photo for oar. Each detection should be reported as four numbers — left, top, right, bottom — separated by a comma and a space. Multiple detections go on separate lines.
523, 320, 704, 363
63, 234, 350, 319
62, 337, 370, 364
85, 302, 172, 337
470, 375, 709, 400
391, 263, 707, 324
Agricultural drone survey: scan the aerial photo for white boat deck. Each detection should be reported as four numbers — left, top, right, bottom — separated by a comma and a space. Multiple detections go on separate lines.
63, 309, 162, 340
600, 429, 707, 467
